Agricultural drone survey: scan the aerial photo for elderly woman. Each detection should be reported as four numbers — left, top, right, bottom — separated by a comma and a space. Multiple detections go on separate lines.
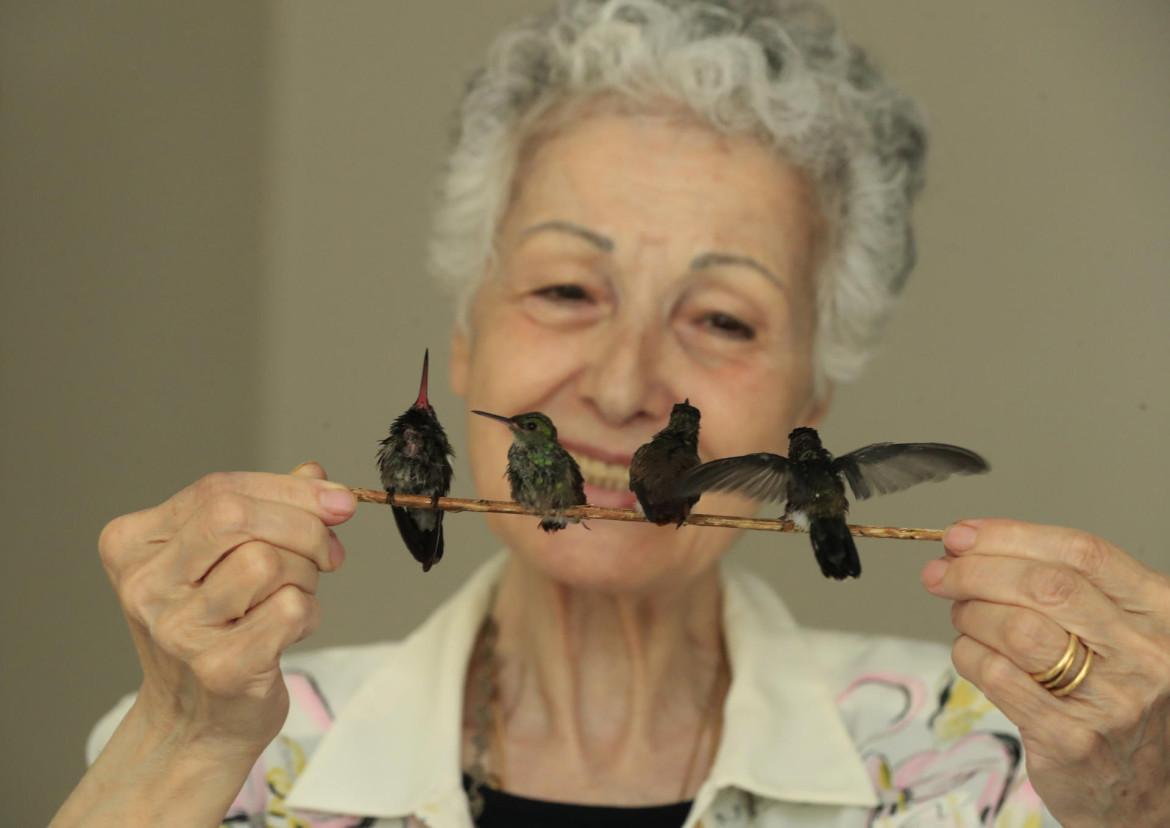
55, 1, 1169, 827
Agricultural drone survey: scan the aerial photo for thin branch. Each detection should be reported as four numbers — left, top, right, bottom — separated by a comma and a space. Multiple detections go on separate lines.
349, 487, 945, 542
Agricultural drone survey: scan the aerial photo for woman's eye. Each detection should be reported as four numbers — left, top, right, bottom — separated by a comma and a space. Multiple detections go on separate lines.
518, 276, 607, 329
533, 284, 592, 303
700, 312, 756, 341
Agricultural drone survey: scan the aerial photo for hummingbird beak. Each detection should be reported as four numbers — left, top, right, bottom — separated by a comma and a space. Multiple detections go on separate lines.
471, 409, 517, 430
414, 349, 430, 409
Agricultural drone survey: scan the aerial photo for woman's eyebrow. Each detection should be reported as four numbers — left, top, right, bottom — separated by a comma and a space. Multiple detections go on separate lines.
690, 251, 786, 294
517, 220, 614, 253
514, 225, 784, 293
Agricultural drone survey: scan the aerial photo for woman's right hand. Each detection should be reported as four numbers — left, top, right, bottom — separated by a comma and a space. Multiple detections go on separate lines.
98, 462, 355, 756
50, 464, 355, 827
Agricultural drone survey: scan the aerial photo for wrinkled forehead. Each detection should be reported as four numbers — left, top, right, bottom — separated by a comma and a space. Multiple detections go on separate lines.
496, 102, 826, 304
507, 92, 825, 222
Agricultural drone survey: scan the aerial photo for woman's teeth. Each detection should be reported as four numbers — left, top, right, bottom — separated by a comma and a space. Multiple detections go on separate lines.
571, 452, 629, 491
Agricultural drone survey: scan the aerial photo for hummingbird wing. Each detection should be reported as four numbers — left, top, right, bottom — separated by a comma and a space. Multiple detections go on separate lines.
569, 450, 587, 505
833, 443, 989, 501
678, 453, 792, 503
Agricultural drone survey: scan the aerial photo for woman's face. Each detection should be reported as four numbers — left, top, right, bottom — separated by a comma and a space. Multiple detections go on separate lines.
451, 110, 826, 594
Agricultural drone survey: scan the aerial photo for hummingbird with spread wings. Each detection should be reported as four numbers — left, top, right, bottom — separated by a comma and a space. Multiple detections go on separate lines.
376, 350, 455, 572
679, 427, 989, 580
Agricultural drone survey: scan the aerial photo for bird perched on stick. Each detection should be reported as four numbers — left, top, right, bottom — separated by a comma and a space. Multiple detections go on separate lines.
376, 350, 454, 572
680, 427, 989, 579
472, 410, 586, 533
629, 399, 702, 526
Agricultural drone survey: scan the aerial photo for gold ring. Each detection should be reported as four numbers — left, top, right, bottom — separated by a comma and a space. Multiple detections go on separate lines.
1051, 648, 1094, 697
1031, 632, 1079, 685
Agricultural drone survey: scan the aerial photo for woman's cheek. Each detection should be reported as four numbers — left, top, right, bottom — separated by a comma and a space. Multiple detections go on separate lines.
469, 312, 593, 404
702, 365, 809, 456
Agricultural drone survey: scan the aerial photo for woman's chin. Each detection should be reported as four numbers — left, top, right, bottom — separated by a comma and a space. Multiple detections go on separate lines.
485, 506, 729, 595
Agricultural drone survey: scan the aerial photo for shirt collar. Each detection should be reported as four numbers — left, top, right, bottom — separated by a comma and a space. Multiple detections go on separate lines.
697, 563, 877, 813
285, 555, 504, 827
285, 555, 876, 824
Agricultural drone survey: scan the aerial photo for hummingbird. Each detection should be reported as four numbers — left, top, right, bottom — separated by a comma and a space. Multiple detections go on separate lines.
679, 427, 989, 580
472, 410, 586, 533
629, 399, 702, 527
376, 349, 455, 572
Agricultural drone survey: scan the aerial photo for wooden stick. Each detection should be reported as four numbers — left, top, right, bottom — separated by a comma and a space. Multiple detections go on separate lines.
349, 487, 945, 542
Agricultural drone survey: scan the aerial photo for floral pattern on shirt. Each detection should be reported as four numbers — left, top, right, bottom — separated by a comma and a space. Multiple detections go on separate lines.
221, 671, 378, 828
839, 672, 1039, 827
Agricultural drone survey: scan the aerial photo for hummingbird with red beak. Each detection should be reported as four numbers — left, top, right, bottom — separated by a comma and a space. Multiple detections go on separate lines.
376, 350, 454, 572
680, 427, 989, 580
472, 410, 586, 533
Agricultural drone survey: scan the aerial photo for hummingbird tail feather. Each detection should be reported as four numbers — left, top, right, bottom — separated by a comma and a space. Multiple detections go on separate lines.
391, 505, 445, 571
810, 518, 861, 580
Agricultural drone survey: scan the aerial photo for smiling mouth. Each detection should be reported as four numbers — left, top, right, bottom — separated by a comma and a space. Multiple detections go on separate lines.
569, 451, 629, 491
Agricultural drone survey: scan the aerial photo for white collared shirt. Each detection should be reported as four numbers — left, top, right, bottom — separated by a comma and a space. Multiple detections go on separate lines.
89, 557, 1056, 827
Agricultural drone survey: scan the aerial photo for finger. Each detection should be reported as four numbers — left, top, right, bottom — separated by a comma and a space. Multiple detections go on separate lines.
169, 493, 342, 580
923, 554, 1130, 654
951, 599, 1079, 676
943, 518, 1167, 613
232, 584, 323, 665
197, 541, 321, 622
952, 596, 1170, 707
950, 633, 1128, 791
185, 585, 322, 699
290, 461, 327, 479
154, 470, 356, 536
950, 633, 1065, 731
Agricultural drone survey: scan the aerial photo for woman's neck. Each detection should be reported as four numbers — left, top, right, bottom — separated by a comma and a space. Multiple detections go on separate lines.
467, 553, 727, 805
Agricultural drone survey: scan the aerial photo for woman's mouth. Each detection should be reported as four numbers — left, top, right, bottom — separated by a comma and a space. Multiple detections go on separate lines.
567, 449, 638, 510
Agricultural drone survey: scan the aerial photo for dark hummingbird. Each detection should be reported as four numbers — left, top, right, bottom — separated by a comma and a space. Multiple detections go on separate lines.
471, 410, 586, 533
629, 399, 702, 527
376, 349, 455, 572
679, 427, 989, 580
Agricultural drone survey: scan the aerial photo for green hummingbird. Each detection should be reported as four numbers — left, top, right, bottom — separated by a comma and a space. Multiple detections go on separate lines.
629, 399, 702, 527
472, 410, 586, 533
680, 427, 989, 580
376, 350, 455, 572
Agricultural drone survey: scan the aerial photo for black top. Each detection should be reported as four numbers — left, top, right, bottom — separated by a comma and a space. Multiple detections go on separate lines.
462, 774, 693, 828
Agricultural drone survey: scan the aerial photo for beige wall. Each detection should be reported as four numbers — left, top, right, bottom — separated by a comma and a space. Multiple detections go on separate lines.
4, 1, 1168, 823
1, 1, 268, 821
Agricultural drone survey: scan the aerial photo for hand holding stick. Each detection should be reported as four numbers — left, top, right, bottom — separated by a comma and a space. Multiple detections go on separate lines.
349, 488, 945, 541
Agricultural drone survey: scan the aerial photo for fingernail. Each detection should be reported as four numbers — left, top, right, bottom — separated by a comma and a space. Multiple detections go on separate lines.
291, 461, 319, 475
922, 557, 949, 588
321, 487, 355, 516
943, 523, 978, 553
328, 531, 346, 569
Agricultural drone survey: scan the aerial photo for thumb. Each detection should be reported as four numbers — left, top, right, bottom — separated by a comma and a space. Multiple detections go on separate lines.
289, 461, 328, 480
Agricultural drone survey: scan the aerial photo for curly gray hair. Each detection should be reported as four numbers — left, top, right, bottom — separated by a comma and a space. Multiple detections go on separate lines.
428, 0, 927, 394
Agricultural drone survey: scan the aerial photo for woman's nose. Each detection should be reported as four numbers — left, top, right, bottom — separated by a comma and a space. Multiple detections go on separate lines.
577, 313, 673, 425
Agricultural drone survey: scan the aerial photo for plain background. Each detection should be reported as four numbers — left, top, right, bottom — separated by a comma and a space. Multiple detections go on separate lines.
3, 1, 1167, 823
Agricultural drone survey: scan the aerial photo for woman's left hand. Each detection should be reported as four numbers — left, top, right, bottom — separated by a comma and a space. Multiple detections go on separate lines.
921, 518, 1170, 827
